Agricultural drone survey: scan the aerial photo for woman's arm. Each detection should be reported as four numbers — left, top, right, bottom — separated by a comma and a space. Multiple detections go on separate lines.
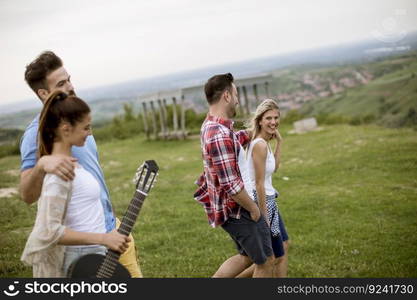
273, 130, 283, 172
41, 177, 129, 254
58, 229, 131, 253
252, 141, 269, 222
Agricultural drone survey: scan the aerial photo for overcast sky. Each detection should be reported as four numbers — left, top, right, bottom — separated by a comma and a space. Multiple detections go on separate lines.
1, 0, 416, 105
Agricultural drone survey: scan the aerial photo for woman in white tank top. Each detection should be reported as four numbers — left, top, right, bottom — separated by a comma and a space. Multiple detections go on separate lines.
21, 92, 130, 277
237, 99, 290, 278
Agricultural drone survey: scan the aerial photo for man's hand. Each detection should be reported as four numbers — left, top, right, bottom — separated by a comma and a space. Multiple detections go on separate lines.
20, 155, 77, 204
246, 129, 253, 140
39, 155, 77, 181
231, 189, 261, 222
249, 205, 261, 222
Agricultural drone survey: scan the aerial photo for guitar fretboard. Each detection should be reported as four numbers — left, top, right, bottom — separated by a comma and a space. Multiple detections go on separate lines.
118, 191, 146, 236
96, 190, 146, 278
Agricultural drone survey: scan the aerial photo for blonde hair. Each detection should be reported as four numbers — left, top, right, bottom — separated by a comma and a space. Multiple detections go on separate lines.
246, 99, 280, 140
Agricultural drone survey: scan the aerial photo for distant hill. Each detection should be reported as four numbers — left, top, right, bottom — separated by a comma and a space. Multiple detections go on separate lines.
1, 31, 417, 129
0, 128, 23, 145
298, 51, 417, 127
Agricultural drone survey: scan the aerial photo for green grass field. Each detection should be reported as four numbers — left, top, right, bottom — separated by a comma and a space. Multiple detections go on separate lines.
0, 124, 416, 277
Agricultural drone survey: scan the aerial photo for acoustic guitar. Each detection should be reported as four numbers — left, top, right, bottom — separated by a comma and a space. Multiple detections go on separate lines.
67, 160, 159, 278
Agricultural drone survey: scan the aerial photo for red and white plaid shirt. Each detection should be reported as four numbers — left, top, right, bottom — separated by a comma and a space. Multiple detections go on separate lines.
194, 114, 250, 227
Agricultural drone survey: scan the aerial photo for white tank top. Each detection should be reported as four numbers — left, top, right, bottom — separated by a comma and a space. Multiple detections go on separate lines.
64, 165, 106, 237
238, 144, 255, 200
247, 138, 276, 196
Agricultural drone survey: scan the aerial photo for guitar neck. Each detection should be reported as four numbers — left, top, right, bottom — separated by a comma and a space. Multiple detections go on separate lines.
118, 190, 146, 236
96, 189, 146, 277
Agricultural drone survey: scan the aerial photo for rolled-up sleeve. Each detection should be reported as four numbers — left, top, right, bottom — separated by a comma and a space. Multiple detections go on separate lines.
208, 133, 244, 196
20, 125, 38, 171
21, 175, 70, 266
42, 178, 70, 240
236, 130, 250, 147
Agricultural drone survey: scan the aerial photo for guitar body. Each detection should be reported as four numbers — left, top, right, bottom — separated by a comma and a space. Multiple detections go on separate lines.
68, 254, 131, 278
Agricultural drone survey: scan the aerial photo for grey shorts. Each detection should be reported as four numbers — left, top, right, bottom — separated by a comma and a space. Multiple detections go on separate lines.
221, 208, 273, 265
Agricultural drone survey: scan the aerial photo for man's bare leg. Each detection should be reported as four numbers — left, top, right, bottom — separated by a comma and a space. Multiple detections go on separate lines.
212, 254, 252, 278
239, 241, 290, 278
235, 264, 255, 278
253, 255, 274, 278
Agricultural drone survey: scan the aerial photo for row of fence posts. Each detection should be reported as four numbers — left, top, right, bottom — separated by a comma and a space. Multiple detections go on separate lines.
141, 95, 187, 140
140, 81, 270, 140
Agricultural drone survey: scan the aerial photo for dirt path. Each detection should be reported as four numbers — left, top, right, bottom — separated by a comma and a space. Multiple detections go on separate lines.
0, 187, 18, 198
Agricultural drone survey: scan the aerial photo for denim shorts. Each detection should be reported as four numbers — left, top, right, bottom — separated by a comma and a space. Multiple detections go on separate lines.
253, 192, 289, 258
221, 208, 273, 265
271, 211, 289, 258
62, 245, 107, 276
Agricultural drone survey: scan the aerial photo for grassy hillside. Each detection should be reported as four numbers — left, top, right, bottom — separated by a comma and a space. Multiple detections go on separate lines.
0, 128, 23, 145
0, 124, 416, 277
299, 53, 417, 127
3, 50, 417, 131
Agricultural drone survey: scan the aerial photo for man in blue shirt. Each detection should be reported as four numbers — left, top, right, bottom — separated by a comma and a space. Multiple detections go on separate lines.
20, 51, 142, 277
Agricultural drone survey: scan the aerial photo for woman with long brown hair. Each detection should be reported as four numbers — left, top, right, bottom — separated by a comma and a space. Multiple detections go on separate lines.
21, 91, 129, 277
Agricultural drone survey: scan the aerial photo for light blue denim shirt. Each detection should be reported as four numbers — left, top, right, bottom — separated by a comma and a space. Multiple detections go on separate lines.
20, 115, 116, 232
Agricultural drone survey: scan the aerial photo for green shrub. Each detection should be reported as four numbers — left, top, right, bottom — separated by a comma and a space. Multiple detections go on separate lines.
184, 109, 206, 130
316, 113, 351, 125
93, 104, 144, 142
362, 114, 376, 124
349, 115, 362, 126
399, 108, 417, 127
93, 103, 208, 141
348, 114, 376, 126
281, 110, 305, 125
0, 143, 20, 159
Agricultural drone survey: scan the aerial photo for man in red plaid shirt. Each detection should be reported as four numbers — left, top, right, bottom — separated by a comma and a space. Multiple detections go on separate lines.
194, 73, 273, 277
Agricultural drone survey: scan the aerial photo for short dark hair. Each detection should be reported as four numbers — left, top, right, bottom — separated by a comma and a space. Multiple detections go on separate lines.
204, 73, 234, 105
24, 51, 63, 96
